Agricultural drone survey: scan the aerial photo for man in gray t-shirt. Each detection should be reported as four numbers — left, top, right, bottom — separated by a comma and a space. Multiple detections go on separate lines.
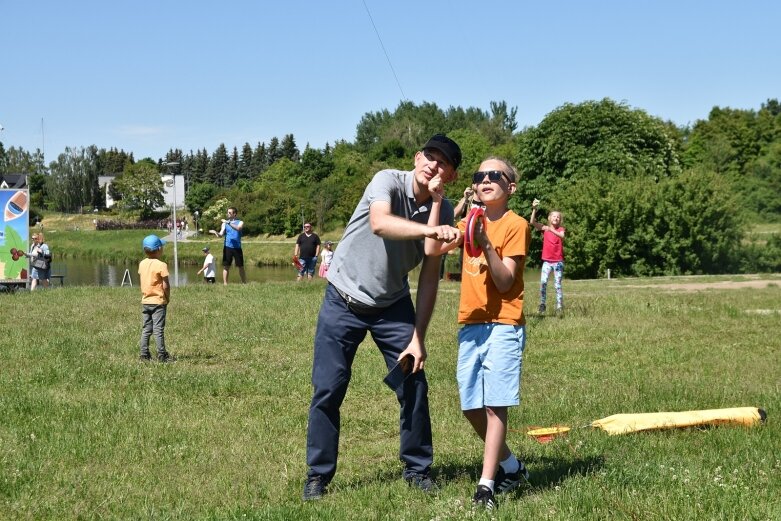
304, 134, 463, 500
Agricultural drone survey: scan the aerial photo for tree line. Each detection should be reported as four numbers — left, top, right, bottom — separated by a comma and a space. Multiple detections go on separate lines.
0, 98, 778, 277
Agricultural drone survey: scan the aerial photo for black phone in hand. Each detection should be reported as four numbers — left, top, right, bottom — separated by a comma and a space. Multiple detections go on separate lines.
383, 355, 414, 391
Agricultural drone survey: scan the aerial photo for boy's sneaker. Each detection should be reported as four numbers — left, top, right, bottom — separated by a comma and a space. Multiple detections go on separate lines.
139, 354, 152, 361
158, 353, 175, 363
538, 303, 546, 314
472, 485, 497, 510
495, 461, 530, 494
404, 472, 437, 493
302, 476, 328, 501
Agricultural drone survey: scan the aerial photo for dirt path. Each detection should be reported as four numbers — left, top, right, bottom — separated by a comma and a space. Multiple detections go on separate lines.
623, 279, 781, 292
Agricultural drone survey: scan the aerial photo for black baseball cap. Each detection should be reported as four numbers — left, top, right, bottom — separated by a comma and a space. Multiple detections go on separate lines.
422, 134, 462, 169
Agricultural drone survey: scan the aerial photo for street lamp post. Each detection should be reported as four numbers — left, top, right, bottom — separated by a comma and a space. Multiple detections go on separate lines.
163, 161, 180, 287
194, 210, 199, 237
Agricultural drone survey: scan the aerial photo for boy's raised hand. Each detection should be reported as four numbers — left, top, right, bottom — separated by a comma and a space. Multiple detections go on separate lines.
532, 198, 540, 209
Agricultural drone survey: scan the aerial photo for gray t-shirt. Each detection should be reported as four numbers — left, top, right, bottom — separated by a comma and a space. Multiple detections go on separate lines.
327, 169, 454, 308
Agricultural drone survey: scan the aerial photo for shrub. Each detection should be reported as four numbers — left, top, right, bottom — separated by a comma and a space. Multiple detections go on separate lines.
536, 169, 743, 278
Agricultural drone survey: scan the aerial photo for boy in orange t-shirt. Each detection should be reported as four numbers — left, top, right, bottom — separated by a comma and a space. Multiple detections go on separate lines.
138, 234, 172, 362
425, 156, 531, 510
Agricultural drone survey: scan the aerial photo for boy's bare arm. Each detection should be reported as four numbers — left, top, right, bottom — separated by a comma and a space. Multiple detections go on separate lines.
473, 220, 521, 293
162, 276, 170, 301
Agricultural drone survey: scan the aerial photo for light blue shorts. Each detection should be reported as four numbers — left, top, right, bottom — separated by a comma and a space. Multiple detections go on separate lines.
457, 323, 525, 410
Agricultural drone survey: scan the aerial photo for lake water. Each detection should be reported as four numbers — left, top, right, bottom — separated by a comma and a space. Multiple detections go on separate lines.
48, 258, 545, 288
48, 258, 299, 287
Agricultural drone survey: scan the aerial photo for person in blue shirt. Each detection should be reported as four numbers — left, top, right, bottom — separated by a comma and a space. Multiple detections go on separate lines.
209, 206, 246, 284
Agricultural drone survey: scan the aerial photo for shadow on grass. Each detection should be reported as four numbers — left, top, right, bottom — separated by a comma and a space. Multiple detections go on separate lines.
518, 454, 605, 495
171, 351, 219, 362
356, 454, 605, 495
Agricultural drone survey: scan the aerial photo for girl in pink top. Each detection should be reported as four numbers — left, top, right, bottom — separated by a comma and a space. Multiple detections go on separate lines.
530, 199, 565, 314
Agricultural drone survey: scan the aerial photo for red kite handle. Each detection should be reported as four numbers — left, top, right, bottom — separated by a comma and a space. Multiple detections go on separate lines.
464, 207, 485, 258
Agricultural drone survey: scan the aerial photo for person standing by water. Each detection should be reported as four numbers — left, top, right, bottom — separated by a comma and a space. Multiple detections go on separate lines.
25, 233, 52, 290
294, 223, 321, 282
197, 247, 216, 284
209, 207, 246, 285
138, 235, 172, 362
318, 241, 334, 278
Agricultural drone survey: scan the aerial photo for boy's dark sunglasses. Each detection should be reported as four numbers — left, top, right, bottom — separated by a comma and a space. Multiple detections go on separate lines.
472, 170, 513, 184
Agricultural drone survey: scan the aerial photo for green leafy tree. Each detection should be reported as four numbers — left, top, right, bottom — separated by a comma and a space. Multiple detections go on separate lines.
683, 100, 781, 220
47, 146, 100, 212
184, 182, 219, 214
544, 169, 742, 278
1, 146, 47, 176
249, 159, 306, 235
300, 144, 334, 185
201, 198, 230, 233
515, 98, 682, 206
683, 107, 758, 174
113, 159, 164, 218
445, 128, 491, 195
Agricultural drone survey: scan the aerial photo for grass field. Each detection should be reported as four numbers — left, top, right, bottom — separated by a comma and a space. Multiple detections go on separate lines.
2, 275, 780, 520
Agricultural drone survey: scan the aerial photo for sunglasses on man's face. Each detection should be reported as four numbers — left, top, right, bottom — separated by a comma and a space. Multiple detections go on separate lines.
472, 170, 512, 184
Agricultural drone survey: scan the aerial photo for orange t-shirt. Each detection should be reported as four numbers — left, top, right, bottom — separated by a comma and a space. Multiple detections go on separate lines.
457, 210, 530, 325
139, 258, 170, 305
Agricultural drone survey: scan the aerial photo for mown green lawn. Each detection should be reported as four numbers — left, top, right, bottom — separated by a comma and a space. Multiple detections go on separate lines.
2, 275, 780, 520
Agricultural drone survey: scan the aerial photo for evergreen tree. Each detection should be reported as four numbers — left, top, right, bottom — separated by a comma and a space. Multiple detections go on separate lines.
251, 142, 268, 178
191, 148, 209, 184
281, 134, 300, 162
239, 142, 253, 180
228, 146, 240, 186
207, 144, 230, 187
99, 148, 132, 175
267, 137, 282, 166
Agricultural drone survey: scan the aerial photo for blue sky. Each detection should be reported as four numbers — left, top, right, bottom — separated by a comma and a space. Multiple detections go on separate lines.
2, 0, 779, 162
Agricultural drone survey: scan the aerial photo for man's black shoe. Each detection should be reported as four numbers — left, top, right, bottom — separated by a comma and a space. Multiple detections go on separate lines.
303, 476, 327, 501
404, 472, 437, 493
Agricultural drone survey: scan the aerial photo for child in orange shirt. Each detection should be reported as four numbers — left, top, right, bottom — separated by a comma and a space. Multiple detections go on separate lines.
425, 157, 531, 510
138, 235, 172, 362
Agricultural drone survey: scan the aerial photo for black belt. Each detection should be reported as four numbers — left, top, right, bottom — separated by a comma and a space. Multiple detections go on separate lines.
333, 285, 386, 316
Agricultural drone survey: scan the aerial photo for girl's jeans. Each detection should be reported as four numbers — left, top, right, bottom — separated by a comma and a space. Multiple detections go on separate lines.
540, 261, 564, 309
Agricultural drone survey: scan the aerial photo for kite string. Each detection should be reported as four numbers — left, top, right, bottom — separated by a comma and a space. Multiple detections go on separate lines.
361, 0, 407, 101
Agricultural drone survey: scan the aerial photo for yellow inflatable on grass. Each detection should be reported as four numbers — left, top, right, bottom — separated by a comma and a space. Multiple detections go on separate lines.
527, 407, 766, 443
